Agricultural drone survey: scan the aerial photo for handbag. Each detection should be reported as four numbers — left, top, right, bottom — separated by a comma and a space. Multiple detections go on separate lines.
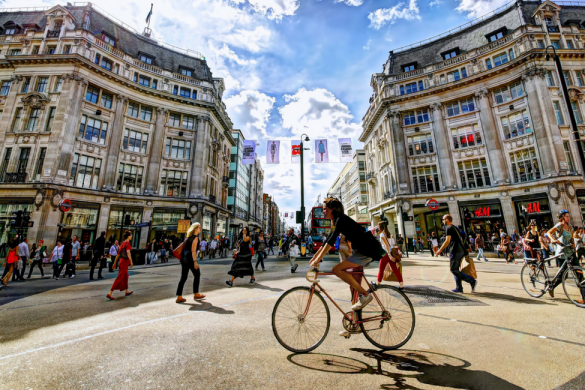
57, 258, 63, 265
173, 239, 186, 260
461, 257, 477, 279
383, 262, 403, 282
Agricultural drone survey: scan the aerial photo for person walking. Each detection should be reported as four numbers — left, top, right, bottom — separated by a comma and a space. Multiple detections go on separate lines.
573, 227, 585, 265
106, 230, 134, 300
427, 233, 433, 252
375, 221, 404, 289
199, 238, 207, 260
50, 240, 64, 280
90, 231, 106, 280
431, 232, 439, 257
434, 214, 477, 293
209, 238, 217, 259
254, 232, 267, 272
397, 234, 405, 253
475, 233, 488, 262
226, 227, 255, 287
176, 223, 206, 303
61, 238, 74, 279
268, 237, 275, 255
16, 238, 30, 281
27, 240, 45, 278
1, 240, 20, 286
147, 239, 157, 265
539, 229, 551, 267
277, 236, 283, 257
524, 223, 540, 260
162, 239, 171, 263
289, 241, 300, 272
108, 240, 119, 272
69, 235, 81, 278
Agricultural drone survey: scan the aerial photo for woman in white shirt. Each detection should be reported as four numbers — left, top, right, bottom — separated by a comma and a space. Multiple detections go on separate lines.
376, 221, 404, 290
50, 241, 64, 280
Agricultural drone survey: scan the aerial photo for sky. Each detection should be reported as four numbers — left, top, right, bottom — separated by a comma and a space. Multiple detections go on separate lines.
3, 0, 513, 227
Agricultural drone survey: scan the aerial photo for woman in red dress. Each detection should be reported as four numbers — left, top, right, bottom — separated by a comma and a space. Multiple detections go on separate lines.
106, 230, 134, 300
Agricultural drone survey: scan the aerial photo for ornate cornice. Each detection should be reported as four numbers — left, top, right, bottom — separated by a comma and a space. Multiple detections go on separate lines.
21, 92, 50, 109
475, 88, 489, 99
156, 107, 169, 115
115, 94, 128, 104
429, 102, 442, 111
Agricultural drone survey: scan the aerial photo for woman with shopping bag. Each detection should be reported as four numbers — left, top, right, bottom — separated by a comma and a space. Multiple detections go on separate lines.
49, 241, 64, 280
1, 240, 20, 287
374, 221, 404, 290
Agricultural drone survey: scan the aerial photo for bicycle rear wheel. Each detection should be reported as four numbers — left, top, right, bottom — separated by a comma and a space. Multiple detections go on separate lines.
357, 285, 415, 350
521, 262, 546, 298
272, 286, 330, 353
562, 267, 585, 308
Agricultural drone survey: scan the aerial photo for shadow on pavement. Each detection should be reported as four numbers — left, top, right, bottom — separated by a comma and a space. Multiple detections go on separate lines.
473, 291, 558, 305
182, 301, 235, 315
287, 349, 524, 390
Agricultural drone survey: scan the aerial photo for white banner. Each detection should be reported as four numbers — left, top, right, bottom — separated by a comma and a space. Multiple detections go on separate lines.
291, 140, 301, 163
267, 140, 280, 164
314, 139, 329, 163
339, 138, 353, 163
242, 140, 256, 165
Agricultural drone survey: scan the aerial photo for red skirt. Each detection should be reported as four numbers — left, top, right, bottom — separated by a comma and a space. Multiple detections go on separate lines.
111, 258, 130, 291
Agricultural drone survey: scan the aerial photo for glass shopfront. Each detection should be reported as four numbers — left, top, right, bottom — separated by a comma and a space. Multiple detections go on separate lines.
216, 218, 226, 237
513, 194, 553, 232
202, 214, 212, 240
59, 201, 100, 246
460, 200, 507, 239
0, 201, 33, 252
107, 207, 142, 248
578, 190, 585, 225
148, 209, 187, 243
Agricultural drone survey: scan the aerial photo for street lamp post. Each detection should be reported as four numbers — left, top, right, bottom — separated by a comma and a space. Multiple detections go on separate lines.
546, 45, 585, 181
300, 134, 310, 240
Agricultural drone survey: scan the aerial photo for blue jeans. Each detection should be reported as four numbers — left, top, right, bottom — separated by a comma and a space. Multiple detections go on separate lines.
450, 252, 475, 291
476, 248, 487, 261
255, 251, 265, 270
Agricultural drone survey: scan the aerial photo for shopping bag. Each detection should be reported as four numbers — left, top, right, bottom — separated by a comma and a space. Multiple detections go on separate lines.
383, 262, 403, 282
461, 257, 477, 279
173, 240, 186, 260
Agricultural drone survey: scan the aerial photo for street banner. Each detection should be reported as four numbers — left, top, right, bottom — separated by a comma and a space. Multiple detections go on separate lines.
339, 138, 353, 163
267, 140, 280, 164
315, 139, 329, 163
242, 140, 256, 165
291, 140, 301, 163
285, 212, 288, 217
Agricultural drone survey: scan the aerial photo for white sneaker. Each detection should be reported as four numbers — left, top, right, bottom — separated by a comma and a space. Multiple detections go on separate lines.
339, 330, 351, 337
351, 294, 373, 311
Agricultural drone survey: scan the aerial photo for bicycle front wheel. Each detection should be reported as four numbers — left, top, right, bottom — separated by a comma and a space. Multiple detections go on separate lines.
521, 262, 546, 298
272, 286, 330, 353
357, 285, 415, 350
562, 267, 585, 308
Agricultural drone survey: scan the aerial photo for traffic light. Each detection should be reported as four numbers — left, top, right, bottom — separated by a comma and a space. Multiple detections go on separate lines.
22, 211, 30, 228
12, 210, 23, 228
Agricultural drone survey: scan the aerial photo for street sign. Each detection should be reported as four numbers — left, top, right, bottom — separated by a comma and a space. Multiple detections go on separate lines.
59, 199, 72, 213
177, 219, 191, 234
426, 198, 440, 211
135, 222, 150, 228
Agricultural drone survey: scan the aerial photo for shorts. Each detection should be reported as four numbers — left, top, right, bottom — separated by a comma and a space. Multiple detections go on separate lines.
344, 252, 373, 268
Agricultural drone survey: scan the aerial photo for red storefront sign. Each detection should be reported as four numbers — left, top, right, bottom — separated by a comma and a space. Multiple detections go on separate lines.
525, 202, 541, 214
474, 207, 490, 217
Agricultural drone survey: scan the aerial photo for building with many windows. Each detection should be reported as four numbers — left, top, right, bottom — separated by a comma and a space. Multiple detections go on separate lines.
361, 0, 585, 244
0, 4, 236, 248
327, 149, 370, 223
248, 157, 264, 232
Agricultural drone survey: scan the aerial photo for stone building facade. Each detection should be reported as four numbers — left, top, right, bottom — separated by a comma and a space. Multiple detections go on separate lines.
0, 4, 235, 248
361, 0, 585, 244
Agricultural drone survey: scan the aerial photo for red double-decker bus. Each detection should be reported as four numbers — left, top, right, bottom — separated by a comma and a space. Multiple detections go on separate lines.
307, 206, 334, 254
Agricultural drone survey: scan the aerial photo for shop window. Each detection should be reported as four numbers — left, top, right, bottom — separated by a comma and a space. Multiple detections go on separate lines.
26, 109, 40, 131
159, 170, 188, 197
451, 124, 482, 149
501, 110, 531, 139
458, 158, 491, 189
34, 147, 46, 181
123, 129, 149, 154
70, 153, 102, 189
116, 163, 143, 194
45, 107, 55, 132
564, 141, 576, 173
79, 115, 108, 145
36, 77, 48, 93
21, 77, 30, 93
165, 137, 192, 159
0, 80, 11, 96
407, 134, 434, 156
11, 108, 21, 131
0, 148, 11, 181
510, 147, 541, 183
411, 165, 440, 193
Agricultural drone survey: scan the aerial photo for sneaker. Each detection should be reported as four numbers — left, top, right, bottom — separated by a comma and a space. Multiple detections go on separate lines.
293, 264, 298, 272
339, 330, 351, 338
55, 277, 59, 280
70, 275, 75, 279
226, 280, 233, 287
470, 279, 477, 293
351, 294, 373, 311
451, 288, 463, 293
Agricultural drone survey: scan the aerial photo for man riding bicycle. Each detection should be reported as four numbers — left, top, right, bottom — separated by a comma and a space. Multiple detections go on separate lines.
309, 197, 392, 312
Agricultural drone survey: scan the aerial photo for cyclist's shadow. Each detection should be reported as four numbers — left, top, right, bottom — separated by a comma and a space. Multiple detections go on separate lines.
287, 348, 523, 390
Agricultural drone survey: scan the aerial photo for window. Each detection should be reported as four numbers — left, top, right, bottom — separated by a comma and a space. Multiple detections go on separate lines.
461, 97, 475, 113
152, 79, 158, 89
0, 80, 11, 96
510, 148, 541, 182
100, 92, 112, 109
440, 74, 446, 85
564, 141, 576, 172
33, 147, 46, 180
553, 101, 565, 125
493, 52, 508, 67
551, 40, 560, 49
133, 73, 138, 83
165, 138, 192, 159
127, 102, 153, 121
123, 129, 149, 154
416, 109, 429, 123
501, 110, 531, 139
114, 64, 119, 74
94, 53, 101, 65
54, 77, 62, 92
447, 70, 460, 82
403, 64, 415, 72
78, 115, 108, 145
11, 108, 21, 131
45, 107, 55, 131
46, 46, 56, 54
35, 77, 48, 93
127, 102, 139, 117
173, 85, 178, 95
571, 101, 583, 124
509, 48, 515, 60
493, 81, 523, 104
170, 113, 195, 129
546, 71, 555, 87
138, 75, 150, 87
442, 50, 458, 60
487, 30, 504, 42
412, 166, 440, 193
16, 148, 30, 173
563, 71, 572, 86
446, 98, 475, 116
538, 40, 545, 49
100, 57, 112, 71
567, 40, 575, 49
70, 154, 102, 189
140, 105, 152, 121
0, 148, 11, 181
180, 68, 193, 77
32, 46, 39, 54
192, 89, 198, 99
577, 72, 584, 87
26, 109, 40, 131
486, 59, 492, 70
5, 28, 16, 35
451, 124, 482, 149
64, 45, 71, 54
116, 163, 143, 194
358, 161, 365, 170
458, 158, 491, 188
407, 134, 434, 155
139, 54, 153, 64
8, 49, 21, 55
21, 77, 30, 93
446, 101, 460, 117
509, 81, 524, 99
403, 111, 415, 126
179, 87, 190, 98
86, 86, 99, 104
461, 67, 468, 78
159, 170, 188, 197
102, 34, 115, 46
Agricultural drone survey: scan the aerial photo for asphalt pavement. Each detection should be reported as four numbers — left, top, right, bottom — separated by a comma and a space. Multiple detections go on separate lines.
1, 252, 584, 390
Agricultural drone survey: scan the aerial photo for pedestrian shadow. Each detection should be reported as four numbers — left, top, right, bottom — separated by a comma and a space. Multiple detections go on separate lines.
287, 349, 524, 390
249, 282, 283, 292
472, 291, 557, 305
182, 301, 235, 315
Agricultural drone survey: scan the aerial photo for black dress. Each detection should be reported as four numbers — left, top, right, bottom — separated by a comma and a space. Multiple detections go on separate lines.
228, 238, 254, 278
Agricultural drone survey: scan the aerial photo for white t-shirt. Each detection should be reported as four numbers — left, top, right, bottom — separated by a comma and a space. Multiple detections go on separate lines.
380, 232, 391, 254
432, 237, 439, 246
389, 236, 396, 247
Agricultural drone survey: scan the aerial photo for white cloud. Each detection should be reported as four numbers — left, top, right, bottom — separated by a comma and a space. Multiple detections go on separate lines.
429, 0, 442, 7
209, 43, 257, 66
225, 90, 276, 140
336, 0, 365, 6
248, 0, 300, 19
368, 0, 421, 30
363, 38, 372, 50
455, 0, 509, 18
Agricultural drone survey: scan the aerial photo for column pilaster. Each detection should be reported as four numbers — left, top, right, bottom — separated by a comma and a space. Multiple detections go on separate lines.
103, 94, 128, 190
144, 107, 168, 195
190, 115, 210, 197
388, 112, 411, 194
430, 102, 457, 190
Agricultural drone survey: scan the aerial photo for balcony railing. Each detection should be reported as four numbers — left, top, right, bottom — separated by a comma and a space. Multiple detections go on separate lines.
2, 172, 26, 183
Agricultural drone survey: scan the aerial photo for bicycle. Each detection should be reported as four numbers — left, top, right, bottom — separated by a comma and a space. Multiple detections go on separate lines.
271, 265, 415, 353
521, 245, 585, 308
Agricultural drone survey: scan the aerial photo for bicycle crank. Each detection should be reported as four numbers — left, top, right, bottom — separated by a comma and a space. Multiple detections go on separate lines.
342, 312, 361, 334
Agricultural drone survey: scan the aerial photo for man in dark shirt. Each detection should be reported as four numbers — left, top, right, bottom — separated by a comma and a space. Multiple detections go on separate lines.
435, 215, 477, 293
90, 231, 106, 281
59, 238, 73, 279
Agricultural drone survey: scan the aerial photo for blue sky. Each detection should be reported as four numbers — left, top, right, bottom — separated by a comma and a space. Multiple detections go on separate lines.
6, 0, 512, 226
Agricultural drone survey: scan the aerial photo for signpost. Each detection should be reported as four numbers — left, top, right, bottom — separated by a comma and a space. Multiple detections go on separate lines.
425, 198, 440, 237
177, 219, 191, 234
59, 199, 72, 213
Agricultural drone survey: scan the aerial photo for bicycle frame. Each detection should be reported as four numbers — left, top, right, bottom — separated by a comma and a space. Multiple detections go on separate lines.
527, 252, 576, 284
302, 269, 389, 326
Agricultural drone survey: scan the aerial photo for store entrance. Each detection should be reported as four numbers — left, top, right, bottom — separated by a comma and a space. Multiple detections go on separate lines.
514, 194, 553, 233
107, 207, 143, 248
460, 200, 506, 241
412, 203, 449, 240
